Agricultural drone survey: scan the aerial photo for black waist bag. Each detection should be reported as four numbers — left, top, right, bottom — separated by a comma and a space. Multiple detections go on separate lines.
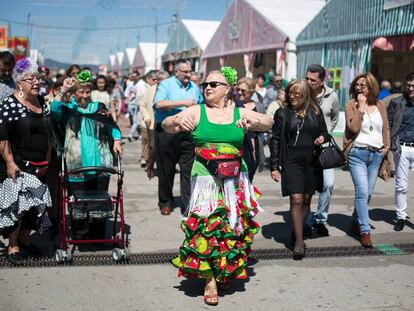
197, 155, 242, 180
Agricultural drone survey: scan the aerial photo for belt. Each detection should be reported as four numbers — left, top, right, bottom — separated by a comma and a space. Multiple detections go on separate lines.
353, 146, 381, 152
401, 141, 414, 147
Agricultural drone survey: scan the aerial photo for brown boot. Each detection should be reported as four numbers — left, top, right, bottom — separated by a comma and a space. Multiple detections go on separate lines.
360, 232, 373, 248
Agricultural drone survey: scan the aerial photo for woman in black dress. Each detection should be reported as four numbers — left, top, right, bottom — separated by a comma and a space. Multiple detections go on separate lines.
0, 58, 53, 265
269, 79, 329, 259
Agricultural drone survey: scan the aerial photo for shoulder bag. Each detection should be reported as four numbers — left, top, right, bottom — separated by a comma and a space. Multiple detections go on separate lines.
315, 134, 345, 169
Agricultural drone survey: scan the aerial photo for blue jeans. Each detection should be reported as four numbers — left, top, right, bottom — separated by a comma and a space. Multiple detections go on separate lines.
314, 168, 334, 224
347, 147, 384, 233
128, 104, 139, 138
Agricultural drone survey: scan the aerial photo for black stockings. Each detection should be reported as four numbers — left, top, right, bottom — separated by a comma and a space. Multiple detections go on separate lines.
290, 193, 312, 244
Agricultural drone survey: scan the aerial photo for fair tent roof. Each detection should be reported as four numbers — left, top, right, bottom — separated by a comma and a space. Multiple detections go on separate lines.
116, 51, 124, 68
109, 54, 116, 67
245, 0, 325, 40
181, 19, 220, 50
120, 47, 136, 69
202, 0, 325, 59
125, 48, 136, 66
163, 19, 220, 55
132, 42, 167, 70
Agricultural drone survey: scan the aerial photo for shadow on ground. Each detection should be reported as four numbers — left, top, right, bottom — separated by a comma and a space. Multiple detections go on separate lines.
174, 265, 257, 298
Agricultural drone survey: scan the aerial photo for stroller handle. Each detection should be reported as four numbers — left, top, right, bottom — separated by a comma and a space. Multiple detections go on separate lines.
67, 166, 118, 175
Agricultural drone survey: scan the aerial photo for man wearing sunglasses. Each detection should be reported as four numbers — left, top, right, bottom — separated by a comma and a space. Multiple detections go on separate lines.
153, 60, 203, 216
388, 72, 414, 232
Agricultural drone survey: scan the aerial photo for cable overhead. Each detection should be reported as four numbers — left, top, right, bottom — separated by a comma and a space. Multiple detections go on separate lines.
0, 18, 173, 31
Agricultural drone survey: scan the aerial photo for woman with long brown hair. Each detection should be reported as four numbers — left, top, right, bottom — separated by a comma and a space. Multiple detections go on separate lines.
270, 79, 329, 259
343, 73, 390, 247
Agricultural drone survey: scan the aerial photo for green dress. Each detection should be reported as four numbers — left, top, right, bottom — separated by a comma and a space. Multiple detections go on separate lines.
172, 105, 262, 282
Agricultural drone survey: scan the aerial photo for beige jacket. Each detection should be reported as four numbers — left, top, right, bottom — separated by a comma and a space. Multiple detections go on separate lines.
139, 84, 157, 130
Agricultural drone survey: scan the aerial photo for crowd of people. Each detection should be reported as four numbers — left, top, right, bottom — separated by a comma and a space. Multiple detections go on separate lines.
0, 50, 413, 306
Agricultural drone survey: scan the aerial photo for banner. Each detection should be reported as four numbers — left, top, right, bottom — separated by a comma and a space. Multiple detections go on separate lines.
8, 37, 29, 61
0, 26, 7, 49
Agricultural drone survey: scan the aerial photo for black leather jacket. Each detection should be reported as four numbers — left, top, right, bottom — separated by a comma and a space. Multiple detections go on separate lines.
269, 105, 329, 172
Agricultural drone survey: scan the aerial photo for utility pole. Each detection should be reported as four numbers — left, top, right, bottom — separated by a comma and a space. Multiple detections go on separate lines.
154, 16, 158, 69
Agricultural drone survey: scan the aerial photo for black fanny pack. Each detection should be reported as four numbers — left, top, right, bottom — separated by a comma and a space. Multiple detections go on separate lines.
197, 155, 241, 180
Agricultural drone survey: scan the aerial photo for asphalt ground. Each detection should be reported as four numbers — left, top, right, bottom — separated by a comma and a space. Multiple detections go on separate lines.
1, 116, 414, 310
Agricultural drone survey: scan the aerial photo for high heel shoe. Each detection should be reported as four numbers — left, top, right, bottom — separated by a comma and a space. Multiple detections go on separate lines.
293, 241, 305, 260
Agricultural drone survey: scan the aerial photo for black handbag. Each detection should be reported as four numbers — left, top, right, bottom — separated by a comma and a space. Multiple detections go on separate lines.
315, 135, 345, 169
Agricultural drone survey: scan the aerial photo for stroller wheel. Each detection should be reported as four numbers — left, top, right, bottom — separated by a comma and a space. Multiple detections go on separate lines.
66, 250, 73, 263
55, 249, 73, 263
55, 249, 64, 263
112, 248, 123, 262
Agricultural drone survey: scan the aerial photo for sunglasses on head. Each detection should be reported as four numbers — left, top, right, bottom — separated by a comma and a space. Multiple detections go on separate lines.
201, 81, 228, 89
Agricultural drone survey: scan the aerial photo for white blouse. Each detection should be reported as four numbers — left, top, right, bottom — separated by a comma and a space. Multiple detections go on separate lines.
354, 107, 383, 149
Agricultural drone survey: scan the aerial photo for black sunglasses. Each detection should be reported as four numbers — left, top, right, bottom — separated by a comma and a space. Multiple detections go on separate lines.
201, 81, 228, 89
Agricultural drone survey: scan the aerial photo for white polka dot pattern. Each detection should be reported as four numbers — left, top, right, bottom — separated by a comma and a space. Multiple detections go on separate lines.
0, 173, 52, 232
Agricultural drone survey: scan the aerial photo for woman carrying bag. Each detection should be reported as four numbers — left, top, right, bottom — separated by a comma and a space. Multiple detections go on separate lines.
343, 73, 390, 248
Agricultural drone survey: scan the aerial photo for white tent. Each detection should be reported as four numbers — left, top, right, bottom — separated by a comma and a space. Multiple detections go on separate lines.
162, 19, 220, 71
132, 42, 167, 75
120, 47, 136, 73
108, 54, 116, 71
112, 51, 125, 74
202, 0, 325, 79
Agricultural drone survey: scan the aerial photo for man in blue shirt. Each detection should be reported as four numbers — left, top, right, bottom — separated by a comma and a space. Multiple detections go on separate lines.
153, 60, 203, 215
388, 72, 414, 231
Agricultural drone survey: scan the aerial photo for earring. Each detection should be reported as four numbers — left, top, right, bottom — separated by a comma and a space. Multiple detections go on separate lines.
18, 87, 25, 99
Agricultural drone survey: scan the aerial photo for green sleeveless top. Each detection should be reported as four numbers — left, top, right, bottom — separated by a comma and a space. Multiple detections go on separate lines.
192, 104, 244, 147
191, 104, 246, 177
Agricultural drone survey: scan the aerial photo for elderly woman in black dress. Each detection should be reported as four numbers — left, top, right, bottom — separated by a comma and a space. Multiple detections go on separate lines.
270, 79, 329, 259
0, 58, 53, 265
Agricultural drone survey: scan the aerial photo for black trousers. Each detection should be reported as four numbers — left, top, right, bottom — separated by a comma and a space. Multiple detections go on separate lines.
155, 125, 194, 211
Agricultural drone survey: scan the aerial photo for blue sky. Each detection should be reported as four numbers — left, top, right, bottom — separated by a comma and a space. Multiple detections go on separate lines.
0, 0, 229, 65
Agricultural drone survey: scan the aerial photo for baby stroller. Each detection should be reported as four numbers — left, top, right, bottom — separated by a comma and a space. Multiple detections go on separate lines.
55, 155, 128, 263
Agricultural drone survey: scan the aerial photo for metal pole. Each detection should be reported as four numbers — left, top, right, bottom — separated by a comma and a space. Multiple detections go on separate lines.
154, 16, 158, 69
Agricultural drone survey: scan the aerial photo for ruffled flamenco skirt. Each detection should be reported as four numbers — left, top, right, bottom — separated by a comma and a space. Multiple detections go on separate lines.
0, 173, 51, 235
172, 172, 261, 283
